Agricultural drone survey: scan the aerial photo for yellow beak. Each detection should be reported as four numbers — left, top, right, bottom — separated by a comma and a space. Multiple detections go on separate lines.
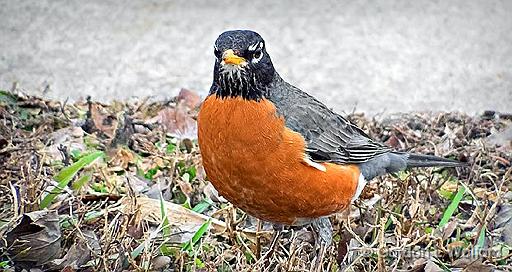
222, 49, 246, 65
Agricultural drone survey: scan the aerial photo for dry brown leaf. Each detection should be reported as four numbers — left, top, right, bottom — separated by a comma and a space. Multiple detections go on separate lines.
108, 147, 135, 170
47, 230, 100, 270
177, 88, 201, 110
442, 220, 458, 240
385, 134, 400, 148
195, 164, 207, 181
495, 203, 512, 244
131, 133, 158, 155
203, 182, 228, 203
139, 156, 166, 174
3, 210, 61, 268
177, 174, 193, 198
154, 104, 197, 140
452, 258, 493, 272
473, 187, 498, 202
151, 255, 171, 270
424, 260, 443, 272
125, 173, 151, 195
336, 229, 353, 266
409, 198, 420, 218
91, 104, 117, 137
446, 240, 465, 251
408, 258, 427, 272
440, 181, 458, 193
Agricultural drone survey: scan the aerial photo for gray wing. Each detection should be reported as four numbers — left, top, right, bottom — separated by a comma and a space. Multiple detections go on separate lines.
267, 76, 391, 164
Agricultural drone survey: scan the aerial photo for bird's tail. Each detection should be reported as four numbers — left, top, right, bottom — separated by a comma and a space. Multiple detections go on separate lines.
359, 152, 466, 180
403, 153, 466, 168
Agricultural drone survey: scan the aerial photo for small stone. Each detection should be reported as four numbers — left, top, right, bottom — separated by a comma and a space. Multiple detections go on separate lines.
151, 255, 171, 270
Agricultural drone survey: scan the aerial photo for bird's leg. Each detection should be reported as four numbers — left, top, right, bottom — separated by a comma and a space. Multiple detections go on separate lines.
257, 223, 283, 266
253, 224, 283, 269
311, 217, 333, 272
255, 219, 264, 259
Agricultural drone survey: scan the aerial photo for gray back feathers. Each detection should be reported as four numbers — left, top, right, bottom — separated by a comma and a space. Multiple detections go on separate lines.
267, 74, 390, 164
267, 73, 464, 180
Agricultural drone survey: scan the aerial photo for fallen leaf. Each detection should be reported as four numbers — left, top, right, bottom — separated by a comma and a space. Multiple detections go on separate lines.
153, 104, 197, 140
125, 173, 151, 195
177, 88, 201, 110
336, 229, 353, 265
359, 182, 378, 199
408, 198, 420, 218
3, 210, 61, 269
442, 220, 458, 240
473, 187, 497, 202
446, 240, 465, 250
195, 164, 207, 181
407, 258, 427, 272
108, 147, 135, 170
495, 203, 512, 244
203, 182, 227, 203
47, 230, 100, 270
130, 133, 158, 155
177, 173, 193, 198
424, 260, 443, 272
91, 104, 118, 137
139, 156, 166, 175
486, 125, 512, 151
385, 134, 400, 148
440, 181, 458, 194
452, 258, 492, 272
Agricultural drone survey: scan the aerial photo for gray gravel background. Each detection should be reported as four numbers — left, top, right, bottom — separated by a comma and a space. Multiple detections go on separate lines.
1, 0, 511, 115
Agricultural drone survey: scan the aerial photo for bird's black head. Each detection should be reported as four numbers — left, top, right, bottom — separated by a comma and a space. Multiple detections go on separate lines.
211, 30, 275, 100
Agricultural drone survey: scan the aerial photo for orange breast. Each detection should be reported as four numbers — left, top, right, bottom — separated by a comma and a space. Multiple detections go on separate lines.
197, 96, 359, 225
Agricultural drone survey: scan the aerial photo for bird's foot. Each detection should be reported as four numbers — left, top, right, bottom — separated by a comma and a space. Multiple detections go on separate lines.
255, 223, 283, 268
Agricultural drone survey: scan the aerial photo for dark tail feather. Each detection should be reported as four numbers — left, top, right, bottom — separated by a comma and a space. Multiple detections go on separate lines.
403, 153, 467, 168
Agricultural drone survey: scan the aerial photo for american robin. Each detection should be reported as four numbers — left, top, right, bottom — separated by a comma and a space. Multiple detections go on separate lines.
197, 30, 464, 262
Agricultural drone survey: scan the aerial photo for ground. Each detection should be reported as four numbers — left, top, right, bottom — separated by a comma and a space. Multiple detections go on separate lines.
0, 90, 510, 271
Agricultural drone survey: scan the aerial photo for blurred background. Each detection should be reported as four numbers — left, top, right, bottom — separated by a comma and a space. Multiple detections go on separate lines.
1, 0, 511, 115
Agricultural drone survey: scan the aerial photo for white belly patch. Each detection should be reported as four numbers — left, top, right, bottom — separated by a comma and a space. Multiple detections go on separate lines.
302, 155, 327, 172
351, 174, 367, 202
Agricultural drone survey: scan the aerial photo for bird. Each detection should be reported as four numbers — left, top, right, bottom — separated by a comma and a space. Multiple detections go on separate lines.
197, 30, 464, 266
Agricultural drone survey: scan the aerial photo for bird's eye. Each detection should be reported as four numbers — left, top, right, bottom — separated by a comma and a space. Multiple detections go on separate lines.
252, 50, 263, 62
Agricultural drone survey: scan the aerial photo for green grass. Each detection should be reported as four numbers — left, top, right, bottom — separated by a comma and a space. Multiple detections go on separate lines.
40, 151, 104, 209
182, 219, 210, 252
438, 185, 465, 229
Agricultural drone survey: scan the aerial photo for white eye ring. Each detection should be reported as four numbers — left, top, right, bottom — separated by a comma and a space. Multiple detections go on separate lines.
252, 50, 263, 63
